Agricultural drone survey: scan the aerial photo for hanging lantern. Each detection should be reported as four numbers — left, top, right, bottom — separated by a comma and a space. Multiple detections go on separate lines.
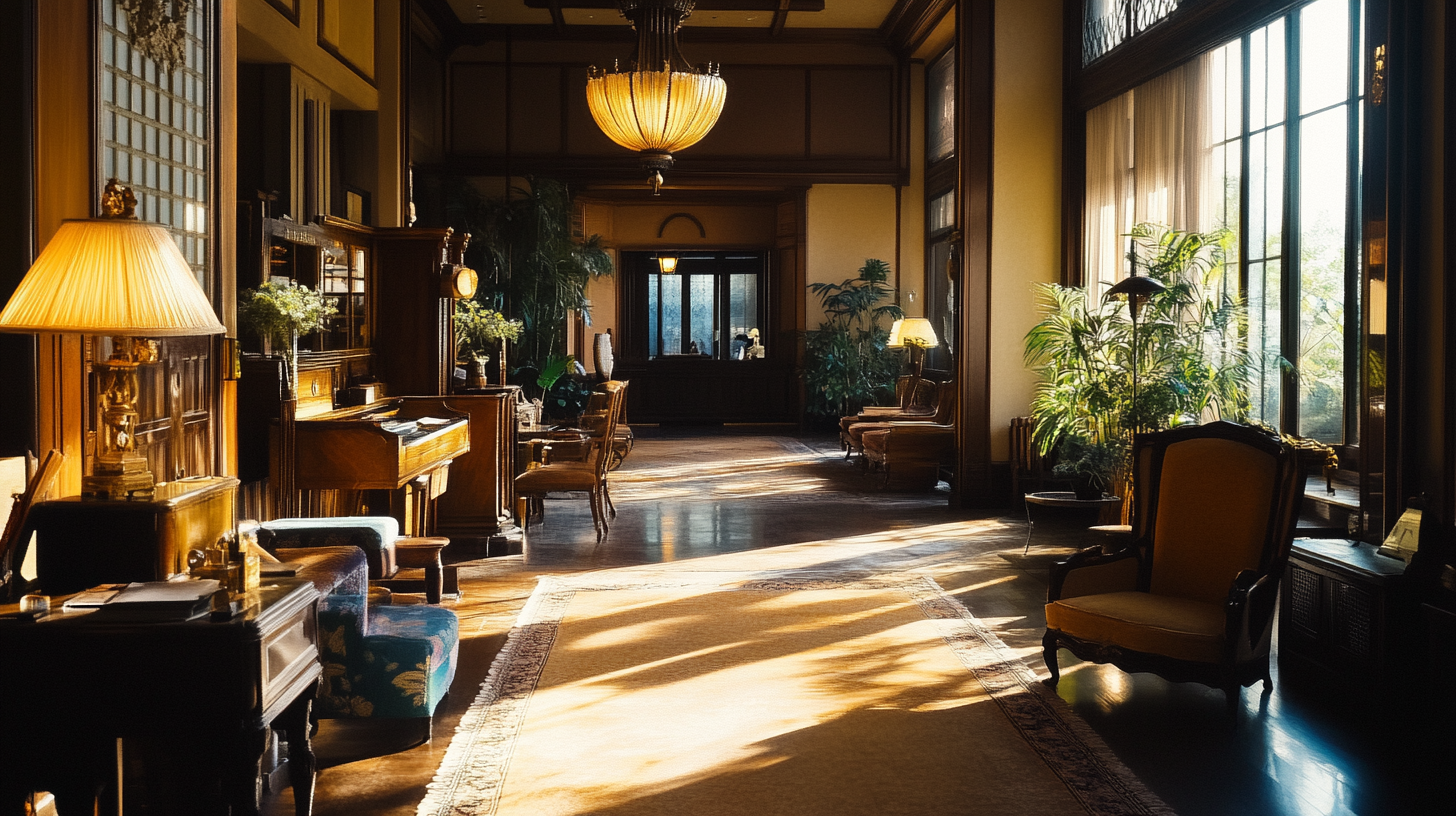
586, 0, 726, 195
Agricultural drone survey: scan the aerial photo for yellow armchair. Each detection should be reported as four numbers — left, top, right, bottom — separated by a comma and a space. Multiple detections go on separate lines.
1042, 421, 1303, 707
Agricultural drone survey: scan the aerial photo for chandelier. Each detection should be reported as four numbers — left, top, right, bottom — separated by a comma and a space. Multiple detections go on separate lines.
586, 0, 726, 194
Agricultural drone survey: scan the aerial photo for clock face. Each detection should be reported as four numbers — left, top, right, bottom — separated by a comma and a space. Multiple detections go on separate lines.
451, 266, 479, 299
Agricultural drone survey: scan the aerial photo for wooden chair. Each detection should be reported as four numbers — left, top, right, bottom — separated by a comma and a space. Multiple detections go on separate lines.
0, 450, 63, 602
837, 375, 937, 456
843, 380, 957, 460
1042, 421, 1302, 707
515, 380, 626, 541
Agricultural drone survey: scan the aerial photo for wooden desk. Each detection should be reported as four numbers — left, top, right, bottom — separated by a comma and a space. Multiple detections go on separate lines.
0, 579, 321, 816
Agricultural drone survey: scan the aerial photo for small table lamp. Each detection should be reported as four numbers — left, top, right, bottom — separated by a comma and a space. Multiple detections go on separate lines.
888, 317, 941, 401
0, 180, 226, 499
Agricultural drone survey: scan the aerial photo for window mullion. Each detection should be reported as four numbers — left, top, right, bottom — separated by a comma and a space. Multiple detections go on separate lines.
1281, 11, 1301, 435
1343, 0, 1363, 446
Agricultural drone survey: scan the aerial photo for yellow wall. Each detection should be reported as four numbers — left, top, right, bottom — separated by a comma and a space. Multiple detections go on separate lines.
989, 0, 1062, 461
238, 0, 378, 111
804, 185, 900, 327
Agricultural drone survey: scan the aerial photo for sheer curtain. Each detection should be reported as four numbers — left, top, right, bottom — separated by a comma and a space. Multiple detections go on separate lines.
1084, 52, 1214, 296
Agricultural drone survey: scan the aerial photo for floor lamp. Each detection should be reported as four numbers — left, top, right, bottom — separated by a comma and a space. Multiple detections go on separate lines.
0, 179, 226, 499
1104, 272, 1165, 522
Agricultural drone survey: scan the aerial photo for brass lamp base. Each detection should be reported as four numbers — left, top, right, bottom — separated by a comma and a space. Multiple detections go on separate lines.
83, 453, 155, 500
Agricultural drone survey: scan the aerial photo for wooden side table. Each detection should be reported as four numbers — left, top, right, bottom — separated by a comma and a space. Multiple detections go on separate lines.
1279, 538, 1409, 685
391, 536, 451, 603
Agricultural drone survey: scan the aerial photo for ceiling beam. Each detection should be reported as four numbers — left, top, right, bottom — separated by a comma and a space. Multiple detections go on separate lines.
452, 23, 889, 48
522, 0, 824, 10
770, 0, 791, 35
547, 0, 566, 30
880, 0, 954, 57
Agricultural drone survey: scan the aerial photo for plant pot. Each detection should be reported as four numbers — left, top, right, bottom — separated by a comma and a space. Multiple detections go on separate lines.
467, 358, 490, 388
1072, 478, 1103, 501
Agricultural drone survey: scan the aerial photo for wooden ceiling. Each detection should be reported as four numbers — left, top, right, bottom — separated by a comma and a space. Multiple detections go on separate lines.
444, 0, 899, 33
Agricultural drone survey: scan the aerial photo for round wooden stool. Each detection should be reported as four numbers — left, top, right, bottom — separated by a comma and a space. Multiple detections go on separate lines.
394, 536, 449, 603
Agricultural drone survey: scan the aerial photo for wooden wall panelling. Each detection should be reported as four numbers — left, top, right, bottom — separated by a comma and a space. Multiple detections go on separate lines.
807, 67, 895, 157
0, 0, 35, 458
372, 226, 455, 396
317, 0, 377, 83
690, 67, 807, 157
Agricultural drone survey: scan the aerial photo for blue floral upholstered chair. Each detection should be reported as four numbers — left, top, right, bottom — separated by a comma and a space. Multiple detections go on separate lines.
258, 518, 459, 740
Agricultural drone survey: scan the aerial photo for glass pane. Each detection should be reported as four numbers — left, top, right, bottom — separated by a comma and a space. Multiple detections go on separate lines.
660, 274, 682, 354
728, 274, 758, 359
1300, 0, 1350, 114
1250, 18, 1286, 131
1297, 104, 1349, 441
929, 190, 955, 233
927, 48, 955, 162
647, 274, 660, 359
688, 275, 715, 356
1247, 259, 1283, 426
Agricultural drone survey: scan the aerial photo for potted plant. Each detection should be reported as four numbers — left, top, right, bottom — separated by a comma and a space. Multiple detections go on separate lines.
1024, 223, 1251, 455
239, 279, 336, 396
453, 300, 523, 387
435, 177, 612, 387
1051, 435, 1121, 499
803, 258, 905, 424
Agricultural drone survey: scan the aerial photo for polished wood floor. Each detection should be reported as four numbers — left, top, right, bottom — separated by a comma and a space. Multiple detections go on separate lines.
263, 428, 1453, 816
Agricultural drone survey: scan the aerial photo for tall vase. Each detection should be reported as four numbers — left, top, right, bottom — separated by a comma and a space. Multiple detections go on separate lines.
499, 338, 508, 386
284, 329, 300, 399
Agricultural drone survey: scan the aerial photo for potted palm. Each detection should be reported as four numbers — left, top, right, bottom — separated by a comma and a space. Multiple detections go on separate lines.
803, 258, 905, 424
454, 300, 523, 387
1024, 223, 1252, 501
239, 280, 336, 396
1052, 435, 1120, 499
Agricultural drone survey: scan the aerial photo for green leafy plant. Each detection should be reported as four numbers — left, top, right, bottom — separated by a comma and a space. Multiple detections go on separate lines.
1024, 223, 1251, 458
437, 177, 612, 390
803, 259, 905, 423
239, 279, 338, 395
453, 300, 523, 362
1051, 435, 1120, 498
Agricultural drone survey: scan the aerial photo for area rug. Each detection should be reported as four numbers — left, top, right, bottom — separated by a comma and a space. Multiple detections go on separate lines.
417, 574, 1175, 816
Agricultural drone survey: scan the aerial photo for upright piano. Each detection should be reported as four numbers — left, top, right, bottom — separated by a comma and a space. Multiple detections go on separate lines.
282, 399, 470, 537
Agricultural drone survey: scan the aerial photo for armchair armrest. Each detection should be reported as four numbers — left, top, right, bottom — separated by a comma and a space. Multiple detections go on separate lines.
1048, 546, 1142, 602
1224, 569, 1280, 657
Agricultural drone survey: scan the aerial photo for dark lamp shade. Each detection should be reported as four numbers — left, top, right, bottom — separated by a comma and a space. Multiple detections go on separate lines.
0, 218, 225, 336
1105, 274, 1167, 301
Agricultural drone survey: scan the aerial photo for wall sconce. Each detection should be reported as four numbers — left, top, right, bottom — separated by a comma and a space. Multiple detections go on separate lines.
657, 253, 679, 274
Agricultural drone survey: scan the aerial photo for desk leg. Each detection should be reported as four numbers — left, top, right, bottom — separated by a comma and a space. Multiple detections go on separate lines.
1024, 499, 1034, 555
281, 687, 317, 816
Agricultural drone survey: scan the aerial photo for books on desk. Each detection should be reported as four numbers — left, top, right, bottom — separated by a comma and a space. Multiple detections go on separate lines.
86, 579, 223, 621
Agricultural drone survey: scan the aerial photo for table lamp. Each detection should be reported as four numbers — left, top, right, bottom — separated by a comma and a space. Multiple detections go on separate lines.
887, 317, 941, 402
0, 179, 226, 499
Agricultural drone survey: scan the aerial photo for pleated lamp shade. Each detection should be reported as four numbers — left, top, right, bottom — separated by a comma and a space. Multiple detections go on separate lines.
0, 217, 225, 336
888, 317, 940, 349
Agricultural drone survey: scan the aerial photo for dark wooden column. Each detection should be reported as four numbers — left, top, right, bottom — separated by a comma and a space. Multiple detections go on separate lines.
952, 0, 996, 506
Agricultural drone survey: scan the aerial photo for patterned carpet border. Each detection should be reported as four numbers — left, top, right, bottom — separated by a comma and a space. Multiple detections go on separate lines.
416, 574, 1176, 816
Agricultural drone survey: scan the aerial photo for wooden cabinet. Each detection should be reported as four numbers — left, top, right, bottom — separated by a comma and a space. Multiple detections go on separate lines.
401, 389, 522, 556
1280, 538, 1410, 684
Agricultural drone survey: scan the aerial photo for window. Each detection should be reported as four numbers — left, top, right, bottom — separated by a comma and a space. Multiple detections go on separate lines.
925, 46, 957, 369
100, 0, 211, 290
927, 48, 956, 164
1084, 0, 1181, 66
1084, 0, 1364, 444
636, 252, 767, 361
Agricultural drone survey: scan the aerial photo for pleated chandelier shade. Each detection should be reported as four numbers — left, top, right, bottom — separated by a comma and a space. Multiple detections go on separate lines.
0, 216, 225, 336
586, 0, 726, 194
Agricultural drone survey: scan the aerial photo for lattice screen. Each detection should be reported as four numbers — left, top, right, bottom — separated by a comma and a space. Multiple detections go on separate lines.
99, 0, 211, 291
